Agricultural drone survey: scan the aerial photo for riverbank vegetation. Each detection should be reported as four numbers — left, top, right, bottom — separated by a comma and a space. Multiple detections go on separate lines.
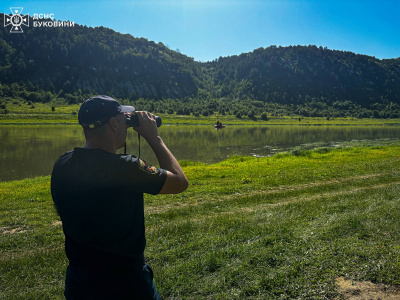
1, 100, 400, 126
1, 142, 399, 298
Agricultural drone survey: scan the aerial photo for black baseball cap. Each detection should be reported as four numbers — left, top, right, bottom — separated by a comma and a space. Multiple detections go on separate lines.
78, 95, 135, 129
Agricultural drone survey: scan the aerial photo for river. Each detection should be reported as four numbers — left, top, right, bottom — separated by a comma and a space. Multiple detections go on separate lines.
0, 124, 399, 181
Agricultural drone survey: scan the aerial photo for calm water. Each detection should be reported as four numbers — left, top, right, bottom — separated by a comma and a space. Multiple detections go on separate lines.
0, 124, 399, 181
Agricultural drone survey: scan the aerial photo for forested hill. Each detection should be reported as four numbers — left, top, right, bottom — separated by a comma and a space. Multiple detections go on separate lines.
206, 46, 400, 108
0, 17, 202, 100
1, 17, 400, 118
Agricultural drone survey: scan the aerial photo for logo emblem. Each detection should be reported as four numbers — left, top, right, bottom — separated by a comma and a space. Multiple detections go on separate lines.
138, 158, 159, 174
4, 7, 29, 33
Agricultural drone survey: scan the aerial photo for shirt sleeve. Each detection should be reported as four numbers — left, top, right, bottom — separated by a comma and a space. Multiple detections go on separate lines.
118, 155, 167, 195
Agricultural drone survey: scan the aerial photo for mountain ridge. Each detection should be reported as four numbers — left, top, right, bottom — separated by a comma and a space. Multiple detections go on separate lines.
1, 17, 399, 118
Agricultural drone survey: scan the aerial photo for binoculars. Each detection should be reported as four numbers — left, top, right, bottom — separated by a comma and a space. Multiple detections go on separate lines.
125, 113, 162, 128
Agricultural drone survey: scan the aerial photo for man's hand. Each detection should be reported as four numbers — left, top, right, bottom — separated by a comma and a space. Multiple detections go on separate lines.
132, 111, 159, 142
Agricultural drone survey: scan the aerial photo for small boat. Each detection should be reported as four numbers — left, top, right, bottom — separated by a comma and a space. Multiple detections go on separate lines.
214, 124, 225, 129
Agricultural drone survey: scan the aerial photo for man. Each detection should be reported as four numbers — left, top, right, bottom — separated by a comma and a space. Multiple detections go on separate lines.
51, 95, 188, 299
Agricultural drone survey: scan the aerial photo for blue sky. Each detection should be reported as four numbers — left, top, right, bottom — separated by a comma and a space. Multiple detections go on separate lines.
1, 0, 399, 62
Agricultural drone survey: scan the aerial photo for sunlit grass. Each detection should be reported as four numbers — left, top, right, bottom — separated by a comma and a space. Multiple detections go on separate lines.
1, 101, 399, 125
1, 143, 399, 298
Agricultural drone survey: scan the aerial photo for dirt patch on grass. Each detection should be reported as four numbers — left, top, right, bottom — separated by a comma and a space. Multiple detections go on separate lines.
52, 220, 62, 226
0, 226, 27, 235
336, 277, 400, 299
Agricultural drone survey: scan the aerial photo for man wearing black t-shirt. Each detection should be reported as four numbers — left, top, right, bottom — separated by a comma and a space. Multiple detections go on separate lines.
51, 95, 188, 299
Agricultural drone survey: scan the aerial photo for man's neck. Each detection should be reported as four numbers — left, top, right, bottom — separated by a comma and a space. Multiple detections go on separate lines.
83, 141, 116, 154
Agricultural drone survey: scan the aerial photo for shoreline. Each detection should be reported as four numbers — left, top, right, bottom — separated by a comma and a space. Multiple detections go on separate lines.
1, 113, 400, 126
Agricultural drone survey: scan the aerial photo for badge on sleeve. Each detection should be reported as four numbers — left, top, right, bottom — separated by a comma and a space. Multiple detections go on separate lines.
138, 158, 159, 174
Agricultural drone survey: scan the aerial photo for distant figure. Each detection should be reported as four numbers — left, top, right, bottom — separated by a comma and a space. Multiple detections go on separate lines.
215, 120, 225, 129
51, 96, 188, 299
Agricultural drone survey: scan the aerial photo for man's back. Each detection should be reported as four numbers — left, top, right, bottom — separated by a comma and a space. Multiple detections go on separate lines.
51, 148, 166, 299
51, 96, 187, 299
51, 147, 166, 261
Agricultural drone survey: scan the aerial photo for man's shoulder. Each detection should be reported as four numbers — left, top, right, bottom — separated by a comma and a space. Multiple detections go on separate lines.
56, 148, 114, 162
118, 155, 158, 172
54, 150, 74, 164
118, 153, 138, 163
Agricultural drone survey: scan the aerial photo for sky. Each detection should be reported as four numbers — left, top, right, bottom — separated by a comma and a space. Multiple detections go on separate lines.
1, 0, 400, 62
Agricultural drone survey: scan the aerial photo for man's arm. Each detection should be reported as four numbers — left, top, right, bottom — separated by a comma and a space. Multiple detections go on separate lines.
146, 136, 188, 194
133, 112, 188, 194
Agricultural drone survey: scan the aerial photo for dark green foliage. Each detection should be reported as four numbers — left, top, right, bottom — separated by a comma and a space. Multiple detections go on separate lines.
261, 112, 268, 120
0, 18, 201, 101
1, 19, 400, 118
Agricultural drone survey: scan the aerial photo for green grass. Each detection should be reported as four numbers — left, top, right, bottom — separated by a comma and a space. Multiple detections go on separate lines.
2, 112, 400, 126
1, 101, 400, 125
1, 143, 400, 299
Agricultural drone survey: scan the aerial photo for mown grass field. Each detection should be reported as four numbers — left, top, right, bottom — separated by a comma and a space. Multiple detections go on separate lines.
1, 143, 400, 299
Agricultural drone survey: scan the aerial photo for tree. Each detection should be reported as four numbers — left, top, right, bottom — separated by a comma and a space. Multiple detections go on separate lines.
261, 113, 268, 120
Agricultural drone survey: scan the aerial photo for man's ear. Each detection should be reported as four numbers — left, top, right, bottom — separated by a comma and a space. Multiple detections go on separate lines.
108, 117, 118, 132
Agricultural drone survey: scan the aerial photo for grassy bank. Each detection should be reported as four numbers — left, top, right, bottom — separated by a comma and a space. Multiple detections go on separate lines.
1, 144, 400, 299
1, 102, 400, 126
2, 112, 400, 126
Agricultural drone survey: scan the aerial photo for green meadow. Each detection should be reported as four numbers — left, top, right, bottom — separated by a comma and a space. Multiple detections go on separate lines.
1, 101, 400, 126
1, 142, 400, 299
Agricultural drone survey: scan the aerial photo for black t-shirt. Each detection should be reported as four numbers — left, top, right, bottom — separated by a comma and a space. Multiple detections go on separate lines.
51, 147, 167, 268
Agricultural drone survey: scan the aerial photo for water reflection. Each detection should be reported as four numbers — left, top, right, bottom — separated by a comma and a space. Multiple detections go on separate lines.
0, 125, 399, 181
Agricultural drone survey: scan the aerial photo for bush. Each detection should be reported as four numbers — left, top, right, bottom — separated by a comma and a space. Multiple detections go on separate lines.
247, 110, 255, 119
261, 113, 268, 121
291, 149, 311, 157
